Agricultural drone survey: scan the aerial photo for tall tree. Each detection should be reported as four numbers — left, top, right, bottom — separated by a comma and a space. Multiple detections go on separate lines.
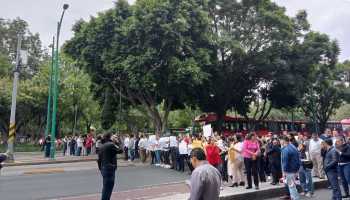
64, 0, 212, 134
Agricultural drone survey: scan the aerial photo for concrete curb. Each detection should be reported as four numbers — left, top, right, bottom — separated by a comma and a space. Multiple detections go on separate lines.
3, 158, 97, 167
219, 180, 328, 200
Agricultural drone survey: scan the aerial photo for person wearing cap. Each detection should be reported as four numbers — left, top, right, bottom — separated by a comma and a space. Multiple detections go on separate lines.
323, 139, 341, 200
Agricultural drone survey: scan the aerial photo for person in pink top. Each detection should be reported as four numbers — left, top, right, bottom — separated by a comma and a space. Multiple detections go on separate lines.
243, 133, 260, 190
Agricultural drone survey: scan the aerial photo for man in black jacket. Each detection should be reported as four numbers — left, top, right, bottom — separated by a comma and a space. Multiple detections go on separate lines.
97, 133, 123, 200
323, 139, 341, 200
335, 136, 350, 198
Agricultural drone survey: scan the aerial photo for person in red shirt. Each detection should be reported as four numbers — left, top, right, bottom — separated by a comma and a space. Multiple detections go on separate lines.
85, 134, 94, 156
205, 137, 222, 170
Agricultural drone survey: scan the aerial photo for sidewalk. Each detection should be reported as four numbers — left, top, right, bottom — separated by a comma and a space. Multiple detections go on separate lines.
3, 152, 98, 167
52, 178, 328, 200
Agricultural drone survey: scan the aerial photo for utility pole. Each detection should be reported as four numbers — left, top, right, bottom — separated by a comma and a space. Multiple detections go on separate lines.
6, 34, 22, 161
45, 37, 55, 138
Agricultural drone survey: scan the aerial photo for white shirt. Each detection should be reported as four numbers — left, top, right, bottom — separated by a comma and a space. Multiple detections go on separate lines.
139, 138, 147, 149
169, 136, 178, 147
159, 137, 170, 151
77, 138, 83, 148
154, 140, 161, 151
309, 138, 323, 154
179, 140, 188, 155
124, 137, 130, 148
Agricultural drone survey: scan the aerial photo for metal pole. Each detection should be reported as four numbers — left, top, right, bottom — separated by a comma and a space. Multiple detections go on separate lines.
50, 5, 68, 159
6, 34, 22, 161
45, 37, 55, 138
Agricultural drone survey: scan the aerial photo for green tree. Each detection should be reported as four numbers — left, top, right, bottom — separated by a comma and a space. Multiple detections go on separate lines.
64, 0, 212, 134
300, 32, 343, 133
191, 0, 312, 131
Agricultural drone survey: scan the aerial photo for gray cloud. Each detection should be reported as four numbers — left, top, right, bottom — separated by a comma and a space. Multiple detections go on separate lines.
1, 0, 349, 61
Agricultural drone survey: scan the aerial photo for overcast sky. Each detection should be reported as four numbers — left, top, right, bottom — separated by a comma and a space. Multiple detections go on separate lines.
1, 0, 349, 61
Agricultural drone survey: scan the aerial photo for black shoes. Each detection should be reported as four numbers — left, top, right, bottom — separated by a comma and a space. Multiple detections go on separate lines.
230, 183, 238, 187
246, 186, 252, 189
239, 182, 245, 186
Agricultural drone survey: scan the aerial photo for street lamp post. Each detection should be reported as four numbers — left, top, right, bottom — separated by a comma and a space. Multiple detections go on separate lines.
45, 37, 55, 139
50, 4, 69, 159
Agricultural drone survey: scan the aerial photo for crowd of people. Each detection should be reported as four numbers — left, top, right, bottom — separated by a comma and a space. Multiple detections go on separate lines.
41, 128, 350, 200
118, 129, 350, 200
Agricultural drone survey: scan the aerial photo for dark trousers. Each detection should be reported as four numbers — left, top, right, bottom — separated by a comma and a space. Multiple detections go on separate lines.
161, 150, 170, 164
221, 154, 228, 182
170, 147, 178, 169
338, 165, 350, 196
124, 147, 128, 160
76, 147, 82, 156
258, 156, 266, 182
86, 147, 91, 156
151, 151, 155, 164
70, 146, 75, 156
270, 162, 282, 184
178, 154, 186, 172
45, 144, 51, 158
101, 168, 116, 200
244, 158, 259, 187
187, 156, 194, 172
326, 170, 342, 200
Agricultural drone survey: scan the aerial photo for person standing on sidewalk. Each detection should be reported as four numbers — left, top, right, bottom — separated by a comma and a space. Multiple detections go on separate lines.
335, 136, 350, 199
266, 137, 282, 185
281, 135, 301, 200
138, 134, 147, 163
309, 133, 325, 179
323, 139, 341, 200
188, 148, 221, 200
97, 133, 123, 200
242, 133, 260, 190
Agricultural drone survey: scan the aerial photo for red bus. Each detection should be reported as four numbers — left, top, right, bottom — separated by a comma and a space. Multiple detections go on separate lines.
195, 113, 349, 137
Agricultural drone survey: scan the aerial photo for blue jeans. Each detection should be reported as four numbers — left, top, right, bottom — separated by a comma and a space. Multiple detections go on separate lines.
326, 170, 342, 200
339, 164, 350, 196
155, 150, 161, 164
128, 149, 135, 161
299, 167, 314, 194
285, 173, 300, 200
101, 168, 116, 200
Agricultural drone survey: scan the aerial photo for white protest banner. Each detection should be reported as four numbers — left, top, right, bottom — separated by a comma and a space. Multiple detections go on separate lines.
203, 124, 213, 138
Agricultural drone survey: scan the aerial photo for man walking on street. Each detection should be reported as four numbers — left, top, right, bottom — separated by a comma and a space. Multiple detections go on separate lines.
323, 139, 341, 200
97, 133, 123, 200
281, 136, 301, 200
188, 148, 221, 200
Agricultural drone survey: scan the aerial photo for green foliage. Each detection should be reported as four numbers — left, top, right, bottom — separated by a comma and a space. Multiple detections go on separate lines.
64, 0, 212, 133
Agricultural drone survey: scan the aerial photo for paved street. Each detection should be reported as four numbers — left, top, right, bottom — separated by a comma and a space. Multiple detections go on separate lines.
266, 189, 336, 200
0, 163, 189, 200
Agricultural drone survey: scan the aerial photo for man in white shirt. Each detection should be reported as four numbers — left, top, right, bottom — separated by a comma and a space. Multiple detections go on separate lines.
308, 133, 325, 179
76, 136, 83, 156
138, 134, 148, 163
170, 135, 179, 170
123, 135, 130, 161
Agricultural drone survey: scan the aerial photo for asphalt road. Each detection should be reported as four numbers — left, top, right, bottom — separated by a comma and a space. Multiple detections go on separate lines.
0, 165, 189, 200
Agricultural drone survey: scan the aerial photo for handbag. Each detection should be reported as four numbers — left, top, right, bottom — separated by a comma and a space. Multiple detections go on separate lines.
303, 160, 313, 169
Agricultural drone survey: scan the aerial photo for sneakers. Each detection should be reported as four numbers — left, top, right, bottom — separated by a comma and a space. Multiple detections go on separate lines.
305, 193, 313, 198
